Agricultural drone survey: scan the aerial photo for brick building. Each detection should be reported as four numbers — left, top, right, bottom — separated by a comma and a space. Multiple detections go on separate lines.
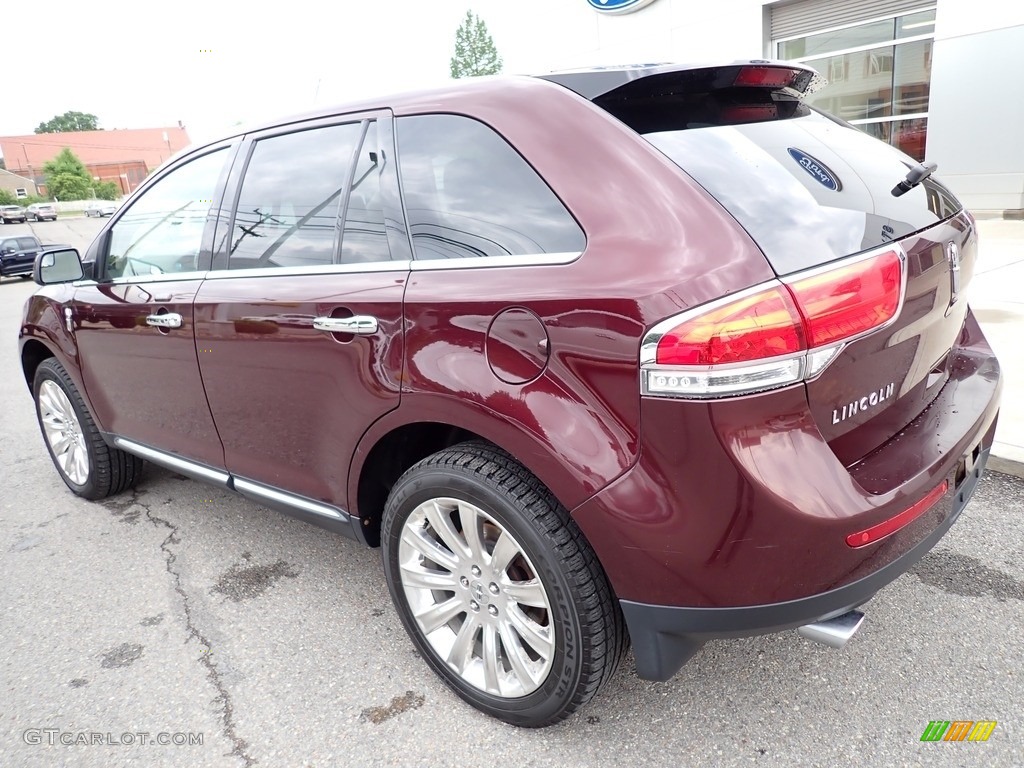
0, 125, 191, 197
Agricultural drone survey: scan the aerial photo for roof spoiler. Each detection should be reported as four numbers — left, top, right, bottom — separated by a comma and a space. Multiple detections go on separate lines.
537, 60, 825, 102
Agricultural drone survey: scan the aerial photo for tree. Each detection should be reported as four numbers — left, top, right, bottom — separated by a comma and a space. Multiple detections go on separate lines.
450, 10, 503, 79
35, 111, 100, 134
42, 148, 93, 200
94, 180, 120, 200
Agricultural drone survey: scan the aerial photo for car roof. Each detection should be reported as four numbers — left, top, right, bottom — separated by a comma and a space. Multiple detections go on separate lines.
162, 59, 821, 167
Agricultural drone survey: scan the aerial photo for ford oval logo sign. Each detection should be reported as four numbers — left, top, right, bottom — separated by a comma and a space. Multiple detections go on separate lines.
587, 0, 659, 14
787, 148, 842, 191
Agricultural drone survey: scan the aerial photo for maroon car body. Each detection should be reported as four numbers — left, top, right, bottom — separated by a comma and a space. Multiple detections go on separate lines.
19, 61, 1001, 724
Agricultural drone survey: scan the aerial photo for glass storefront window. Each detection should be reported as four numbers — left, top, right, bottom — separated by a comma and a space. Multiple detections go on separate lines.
896, 9, 936, 38
893, 39, 932, 115
777, 8, 935, 160
779, 19, 895, 59
803, 46, 895, 121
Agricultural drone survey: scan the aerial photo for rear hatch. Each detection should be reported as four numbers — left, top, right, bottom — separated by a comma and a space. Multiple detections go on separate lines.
544, 62, 973, 466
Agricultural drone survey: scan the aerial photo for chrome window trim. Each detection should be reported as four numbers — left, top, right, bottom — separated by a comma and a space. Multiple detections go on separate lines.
106, 270, 209, 285
410, 251, 582, 271
233, 478, 346, 521
113, 438, 230, 486
203, 260, 412, 280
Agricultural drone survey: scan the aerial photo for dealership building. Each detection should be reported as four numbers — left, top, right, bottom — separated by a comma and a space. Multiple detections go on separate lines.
500, 0, 1023, 214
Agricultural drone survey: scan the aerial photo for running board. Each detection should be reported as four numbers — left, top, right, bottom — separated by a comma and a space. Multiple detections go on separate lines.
110, 437, 367, 544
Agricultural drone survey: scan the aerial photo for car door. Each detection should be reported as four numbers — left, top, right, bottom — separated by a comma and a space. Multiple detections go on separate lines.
193, 112, 409, 515
72, 143, 237, 469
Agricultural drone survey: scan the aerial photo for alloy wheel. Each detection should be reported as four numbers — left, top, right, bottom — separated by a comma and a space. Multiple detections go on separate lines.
38, 379, 90, 485
397, 497, 554, 698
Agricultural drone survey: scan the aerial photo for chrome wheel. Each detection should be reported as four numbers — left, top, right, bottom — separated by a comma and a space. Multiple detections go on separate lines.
38, 379, 89, 485
398, 497, 554, 698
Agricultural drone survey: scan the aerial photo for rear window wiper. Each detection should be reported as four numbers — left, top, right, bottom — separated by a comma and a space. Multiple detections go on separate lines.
892, 161, 937, 197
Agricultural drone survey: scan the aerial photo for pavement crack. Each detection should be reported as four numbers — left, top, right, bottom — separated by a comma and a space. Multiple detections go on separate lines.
145, 505, 256, 767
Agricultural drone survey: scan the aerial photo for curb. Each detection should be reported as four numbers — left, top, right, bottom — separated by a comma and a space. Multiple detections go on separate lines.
988, 455, 1024, 481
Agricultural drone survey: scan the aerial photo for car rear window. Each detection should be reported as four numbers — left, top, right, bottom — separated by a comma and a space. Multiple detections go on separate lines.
640, 110, 962, 275
582, 69, 962, 276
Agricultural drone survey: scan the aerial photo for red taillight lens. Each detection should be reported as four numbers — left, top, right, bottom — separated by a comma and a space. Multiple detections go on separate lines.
733, 66, 801, 88
642, 246, 906, 398
656, 285, 806, 365
845, 480, 948, 548
786, 249, 903, 348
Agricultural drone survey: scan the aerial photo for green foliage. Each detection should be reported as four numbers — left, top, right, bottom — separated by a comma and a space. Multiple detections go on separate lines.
43, 148, 93, 201
35, 111, 100, 133
94, 180, 120, 200
450, 10, 503, 79
0, 190, 46, 206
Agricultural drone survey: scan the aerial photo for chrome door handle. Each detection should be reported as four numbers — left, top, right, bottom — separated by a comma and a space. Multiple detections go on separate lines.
313, 315, 378, 335
145, 313, 183, 329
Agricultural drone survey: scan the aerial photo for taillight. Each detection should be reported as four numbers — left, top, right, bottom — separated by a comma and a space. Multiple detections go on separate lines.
786, 249, 903, 347
733, 66, 801, 89
655, 285, 804, 365
642, 246, 906, 398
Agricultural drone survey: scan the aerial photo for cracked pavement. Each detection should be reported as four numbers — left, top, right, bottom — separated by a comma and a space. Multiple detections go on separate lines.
1, 218, 1023, 766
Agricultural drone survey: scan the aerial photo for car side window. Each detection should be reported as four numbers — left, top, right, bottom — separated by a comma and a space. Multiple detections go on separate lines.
106, 149, 228, 279
228, 122, 362, 270
395, 114, 585, 260
339, 121, 391, 264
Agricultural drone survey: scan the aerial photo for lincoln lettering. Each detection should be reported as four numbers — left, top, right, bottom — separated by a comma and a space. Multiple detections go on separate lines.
832, 382, 895, 424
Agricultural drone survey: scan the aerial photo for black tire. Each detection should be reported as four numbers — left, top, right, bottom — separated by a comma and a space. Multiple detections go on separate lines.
33, 358, 144, 500
382, 441, 627, 727
20, 275, 31, 280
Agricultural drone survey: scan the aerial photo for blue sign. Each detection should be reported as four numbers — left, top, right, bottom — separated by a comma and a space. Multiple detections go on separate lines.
787, 148, 842, 191
587, 0, 659, 14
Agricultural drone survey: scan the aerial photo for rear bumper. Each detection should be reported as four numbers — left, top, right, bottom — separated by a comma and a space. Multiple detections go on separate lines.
571, 308, 1001, 680
620, 441, 990, 680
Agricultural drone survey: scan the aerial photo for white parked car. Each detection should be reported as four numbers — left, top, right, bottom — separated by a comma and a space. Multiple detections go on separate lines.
84, 201, 118, 217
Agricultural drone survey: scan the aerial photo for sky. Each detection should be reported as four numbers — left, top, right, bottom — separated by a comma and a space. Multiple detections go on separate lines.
2, 0, 612, 153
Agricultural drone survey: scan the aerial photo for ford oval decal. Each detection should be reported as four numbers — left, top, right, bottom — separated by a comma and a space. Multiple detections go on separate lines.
587, 0, 659, 14
787, 148, 842, 191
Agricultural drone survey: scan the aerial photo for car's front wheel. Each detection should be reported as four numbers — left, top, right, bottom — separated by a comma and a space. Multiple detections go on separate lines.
382, 441, 627, 727
34, 358, 144, 500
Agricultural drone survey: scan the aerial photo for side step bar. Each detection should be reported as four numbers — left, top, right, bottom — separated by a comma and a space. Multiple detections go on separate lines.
797, 610, 865, 649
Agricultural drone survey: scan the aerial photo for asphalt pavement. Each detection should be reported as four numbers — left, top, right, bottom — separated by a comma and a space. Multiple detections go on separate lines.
1, 216, 1021, 767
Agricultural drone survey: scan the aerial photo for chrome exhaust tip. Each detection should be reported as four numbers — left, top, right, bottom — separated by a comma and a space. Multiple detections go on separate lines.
797, 610, 865, 649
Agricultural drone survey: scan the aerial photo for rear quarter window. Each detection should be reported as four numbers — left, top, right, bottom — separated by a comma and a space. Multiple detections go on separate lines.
395, 114, 585, 261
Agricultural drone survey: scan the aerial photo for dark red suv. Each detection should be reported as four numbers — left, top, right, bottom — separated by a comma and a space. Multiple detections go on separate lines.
19, 62, 1002, 727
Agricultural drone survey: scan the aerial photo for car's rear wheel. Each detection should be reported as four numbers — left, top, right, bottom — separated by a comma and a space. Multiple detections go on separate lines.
34, 358, 144, 500
382, 441, 627, 727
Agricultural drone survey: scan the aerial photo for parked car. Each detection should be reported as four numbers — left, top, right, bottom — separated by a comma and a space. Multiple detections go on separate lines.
19, 61, 1002, 727
1, 204, 27, 224
26, 203, 57, 222
1, 234, 70, 279
84, 200, 118, 217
